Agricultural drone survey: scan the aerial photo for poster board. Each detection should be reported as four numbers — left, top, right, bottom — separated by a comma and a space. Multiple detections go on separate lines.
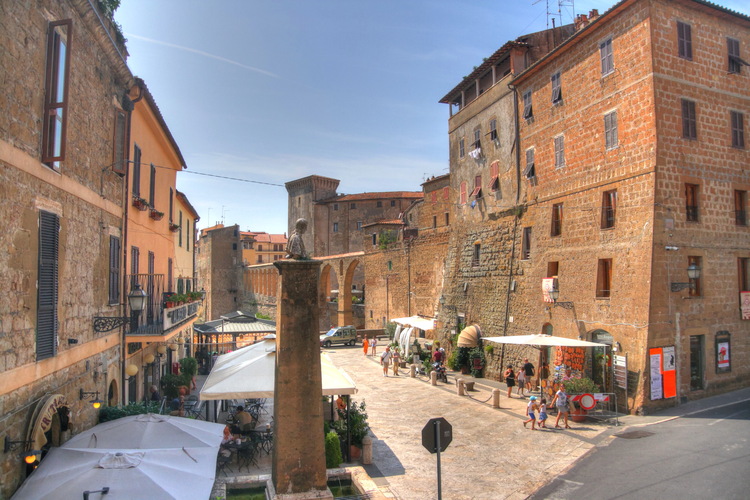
614, 354, 627, 391
649, 348, 663, 400
716, 331, 731, 374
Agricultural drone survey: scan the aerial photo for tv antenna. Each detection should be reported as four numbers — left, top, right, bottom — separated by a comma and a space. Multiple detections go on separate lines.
533, 0, 575, 29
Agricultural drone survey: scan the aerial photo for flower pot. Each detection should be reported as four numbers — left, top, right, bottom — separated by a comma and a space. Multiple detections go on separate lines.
570, 407, 588, 423
349, 445, 361, 461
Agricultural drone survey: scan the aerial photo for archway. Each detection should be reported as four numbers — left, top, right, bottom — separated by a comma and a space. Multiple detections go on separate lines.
590, 329, 613, 391
108, 379, 119, 406
339, 259, 362, 328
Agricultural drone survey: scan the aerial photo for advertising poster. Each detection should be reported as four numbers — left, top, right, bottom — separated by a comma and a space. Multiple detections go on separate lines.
741, 292, 750, 320
717, 341, 730, 369
649, 348, 663, 400
661, 346, 676, 398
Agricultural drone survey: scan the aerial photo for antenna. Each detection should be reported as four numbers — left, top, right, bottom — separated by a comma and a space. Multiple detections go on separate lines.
221, 205, 229, 225
533, 0, 576, 29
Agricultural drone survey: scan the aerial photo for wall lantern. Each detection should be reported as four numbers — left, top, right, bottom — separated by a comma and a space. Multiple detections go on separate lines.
176, 335, 185, 345
79, 389, 103, 409
548, 286, 574, 310
169, 343, 178, 352
125, 364, 139, 378
4, 436, 40, 464
157, 345, 167, 356
92, 283, 148, 332
200, 288, 207, 300
671, 263, 701, 292
144, 354, 155, 364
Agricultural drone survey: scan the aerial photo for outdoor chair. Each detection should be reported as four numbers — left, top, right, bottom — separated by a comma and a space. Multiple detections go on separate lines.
216, 453, 233, 476
236, 441, 258, 472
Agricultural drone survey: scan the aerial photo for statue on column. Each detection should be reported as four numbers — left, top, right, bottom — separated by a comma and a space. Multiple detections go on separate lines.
285, 218, 309, 260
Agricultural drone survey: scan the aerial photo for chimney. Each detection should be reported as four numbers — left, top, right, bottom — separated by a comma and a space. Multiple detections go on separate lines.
575, 13, 590, 31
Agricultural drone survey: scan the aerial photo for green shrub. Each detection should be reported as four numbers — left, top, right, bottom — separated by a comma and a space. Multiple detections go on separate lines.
469, 346, 486, 378
331, 400, 369, 447
325, 431, 343, 468
446, 349, 459, 371
160, 373, 190, 399
99, 401, 161, 423
179, 357, 198, 378
563, 377, 599, 394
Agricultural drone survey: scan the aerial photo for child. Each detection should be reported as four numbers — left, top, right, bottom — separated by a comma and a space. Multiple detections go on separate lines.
516, 367, 526, 396
538, 398, 548, 428
523, 396, 538, 430
392, 347, 401, 376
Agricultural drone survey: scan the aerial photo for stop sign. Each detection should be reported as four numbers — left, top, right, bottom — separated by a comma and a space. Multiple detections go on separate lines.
422, 417, 452, 453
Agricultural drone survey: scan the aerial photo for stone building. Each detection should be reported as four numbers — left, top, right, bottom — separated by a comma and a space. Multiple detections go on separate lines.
197, 224, 244, 320
285, 175, 422, 257
241, 230, 288, 265
432, 0, 749, 414
0, 0, 133, 495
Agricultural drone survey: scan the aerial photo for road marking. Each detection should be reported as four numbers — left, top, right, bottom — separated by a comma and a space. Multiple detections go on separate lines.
707, 408, 749, 426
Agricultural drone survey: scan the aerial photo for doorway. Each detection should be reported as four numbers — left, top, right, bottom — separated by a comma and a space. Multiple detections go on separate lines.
690, 335, 704, 390
591, 329, 613, 392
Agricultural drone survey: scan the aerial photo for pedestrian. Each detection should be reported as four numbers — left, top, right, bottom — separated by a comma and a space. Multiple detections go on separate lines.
392, 347, 401, 376
150, 385, 160, 401
516, 366, 526, 396
523, 396, 538, 430
363, 337, 369, 357
503, 365, 515, 398
538, 398, 548, 428
370, 337, 378, 356
523, 358, 535, 391
380, 345, 392, 377
432, 345, 444, 365
551, 385, 571, 429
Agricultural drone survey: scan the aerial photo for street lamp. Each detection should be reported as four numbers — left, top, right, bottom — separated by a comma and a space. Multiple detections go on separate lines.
671, 263, 701, 292
92, 283, 148, 332
79, 389, 103, 409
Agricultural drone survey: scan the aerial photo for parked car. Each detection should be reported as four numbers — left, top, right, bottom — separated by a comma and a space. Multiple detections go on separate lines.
320, 326, 357, 347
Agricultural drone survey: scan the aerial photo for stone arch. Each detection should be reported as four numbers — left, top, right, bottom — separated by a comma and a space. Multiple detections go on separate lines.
108, 378, 119, 406
338, 259, 362, 327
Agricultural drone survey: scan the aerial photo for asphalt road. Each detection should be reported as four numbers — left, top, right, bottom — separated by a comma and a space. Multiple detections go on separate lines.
531, 400, 750, 500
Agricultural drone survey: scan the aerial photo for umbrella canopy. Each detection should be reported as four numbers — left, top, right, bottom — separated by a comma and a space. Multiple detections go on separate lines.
62, 414, 226, 450
391, 315, 435, 331
457, 324, 481, 347
199, 340, 357, 400
483, 334, 608, 347
11, 447, 217, 500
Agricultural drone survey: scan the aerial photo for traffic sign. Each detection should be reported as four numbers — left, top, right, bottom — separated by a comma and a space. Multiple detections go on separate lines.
422, 417, 452, 453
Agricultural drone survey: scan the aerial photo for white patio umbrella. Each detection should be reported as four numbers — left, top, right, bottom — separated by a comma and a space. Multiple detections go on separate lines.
391, 315, 435, 331
62, 413, 226, 450
482, 334, 608, 347
199, 340, 357, 400
11, 447, 217, 500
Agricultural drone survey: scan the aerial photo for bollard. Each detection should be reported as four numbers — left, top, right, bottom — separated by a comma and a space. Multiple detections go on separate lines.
457, 378, 465, 396
413, 354, 420, 365
431, 370, 437, 386
492, 388, 501, 408
410, 364, 416, 378
362, 435, 373, 465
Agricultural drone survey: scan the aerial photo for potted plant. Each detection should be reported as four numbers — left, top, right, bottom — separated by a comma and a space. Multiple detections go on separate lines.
169, 222, 180, 232
165, 294, 178, 308
332, 399, 369, 461
149, 208, 164, 220
563, 377, 599, 422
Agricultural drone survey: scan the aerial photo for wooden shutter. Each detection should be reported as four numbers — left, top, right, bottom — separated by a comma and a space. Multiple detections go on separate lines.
37, 211, 59, 360
109, 236, 120, 304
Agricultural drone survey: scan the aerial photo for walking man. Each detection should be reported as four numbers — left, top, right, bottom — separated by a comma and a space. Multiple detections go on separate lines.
523, 358, 535, 392
380, 346, 392, 377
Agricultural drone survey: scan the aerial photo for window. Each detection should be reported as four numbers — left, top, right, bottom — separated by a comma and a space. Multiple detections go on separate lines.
522, 227, 532, 260
433, 215, 437, 229
109, 236, 120, 305
472, 243, 481, 267
131, 246, 140, 278
178, 211, 183, 246
551, 72, 562, 103
554, 135, 565, 168
600, 37, 614, 76
333, 203, 338, 211
523, 91, 533, 119
471, 175, 482, 198
596, 259, 612, 298
169, 188, 174, 223
685, 183, 699, 222
735, 190, 748, 226
688, 256, 702, 297
601, 189, 617, 229
132, 145, 142, 196
604, 111, 618, 149
257, 244, 263, 251
731, 111, 745, 149
350, 203, 356, 209
489, 119, 498, 142
445, 212, 450, 226
357, 221, 362, 230
443, 187, 450, 200
333, 222, 339, 233
390, 200, 396, 207
37, 211, 59, 360
489, 162, 499, 192
728, 37, 746, 74
682, 99, 697, 139
149, 164, 156, 207
551, 203, 563, 237
430, 191, 437, 203
232, 243, 237, 250
523, 148, 535, 179
42, 20, 72, 170
459, 138, 465, 158
739, 257, 750, 292
460, 181, 467, 205
473, 129, 481, 150
257, 256, 263, 263
186, 220, 190, 251
547, 261, 559, 277
113, 109, 127, 175
677, 21, 692, 60
377, 201, 382, 208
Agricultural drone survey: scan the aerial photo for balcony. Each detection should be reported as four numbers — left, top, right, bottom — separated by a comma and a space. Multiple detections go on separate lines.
125, 274, 201, 342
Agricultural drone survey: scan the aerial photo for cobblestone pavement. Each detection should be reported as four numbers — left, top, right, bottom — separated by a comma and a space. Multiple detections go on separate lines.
323, 345, 618, 500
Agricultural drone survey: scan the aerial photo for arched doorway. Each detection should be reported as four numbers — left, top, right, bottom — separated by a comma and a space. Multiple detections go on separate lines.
108, 379, 119, 406
590, 329, 613, 391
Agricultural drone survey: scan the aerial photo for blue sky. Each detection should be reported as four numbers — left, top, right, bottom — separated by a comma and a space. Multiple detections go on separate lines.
115, 0, 748, 235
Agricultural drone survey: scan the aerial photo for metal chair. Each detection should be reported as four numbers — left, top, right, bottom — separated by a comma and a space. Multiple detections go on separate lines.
216, 452, 233, 476
236, 441, 258, 472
